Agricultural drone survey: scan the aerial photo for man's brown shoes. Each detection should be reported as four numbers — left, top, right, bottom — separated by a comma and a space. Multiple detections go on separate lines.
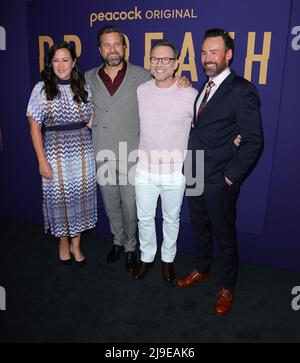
176, 270, 234, 315
133, 261, 153, 279
215, 288, 233, 315
176, 270, 211, 288
162, 262, 175, 282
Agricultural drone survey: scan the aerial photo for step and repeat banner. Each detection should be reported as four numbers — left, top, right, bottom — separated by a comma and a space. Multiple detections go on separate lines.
1, 0, 299, 268
26, 0, 290, 235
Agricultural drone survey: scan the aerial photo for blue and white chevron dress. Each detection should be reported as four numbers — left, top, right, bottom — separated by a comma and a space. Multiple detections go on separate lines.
26, 81, 97, 237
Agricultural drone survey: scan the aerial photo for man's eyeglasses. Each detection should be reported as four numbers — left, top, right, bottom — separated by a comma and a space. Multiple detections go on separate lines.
150, 57, 176, 65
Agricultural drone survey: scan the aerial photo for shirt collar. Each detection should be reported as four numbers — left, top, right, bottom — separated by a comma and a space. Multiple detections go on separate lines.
209, 67, 231, 88
99, 61, 127, 79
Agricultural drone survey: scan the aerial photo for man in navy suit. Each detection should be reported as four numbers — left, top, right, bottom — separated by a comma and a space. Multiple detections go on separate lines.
176, 29, 264, 315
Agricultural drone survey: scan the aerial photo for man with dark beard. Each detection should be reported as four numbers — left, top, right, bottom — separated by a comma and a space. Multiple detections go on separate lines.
85, 26, 189, 272
176, 29, 264, 315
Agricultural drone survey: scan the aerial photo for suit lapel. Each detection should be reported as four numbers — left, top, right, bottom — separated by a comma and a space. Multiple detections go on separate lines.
108, 62, 137, 103
193, 83, 206, 124
195, 72, 236, 126
91, 67, 111, 106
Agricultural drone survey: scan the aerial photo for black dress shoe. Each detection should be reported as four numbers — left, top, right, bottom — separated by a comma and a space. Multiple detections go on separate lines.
69, 247, 86, 266
74, 258, 87, 267
133, 261, 153, 279
107, 245, 123, 263
58, 257, 72, 265
125, 251, 137, 271
162, 262, 175, 282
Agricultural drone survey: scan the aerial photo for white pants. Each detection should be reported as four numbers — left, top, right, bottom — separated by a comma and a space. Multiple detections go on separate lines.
135, 168, 186, 263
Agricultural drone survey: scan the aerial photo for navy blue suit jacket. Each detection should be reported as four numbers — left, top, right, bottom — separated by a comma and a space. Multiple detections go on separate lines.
189, 71, 264, 184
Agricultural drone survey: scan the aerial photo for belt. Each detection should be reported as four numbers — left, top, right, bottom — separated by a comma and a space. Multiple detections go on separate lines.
44, 122, 87, 132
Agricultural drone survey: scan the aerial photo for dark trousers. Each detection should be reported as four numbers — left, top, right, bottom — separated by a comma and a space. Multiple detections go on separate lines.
188, 182, 240, 289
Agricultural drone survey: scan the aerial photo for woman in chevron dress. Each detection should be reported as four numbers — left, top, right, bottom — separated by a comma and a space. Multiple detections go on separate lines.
26, 41, 97, 265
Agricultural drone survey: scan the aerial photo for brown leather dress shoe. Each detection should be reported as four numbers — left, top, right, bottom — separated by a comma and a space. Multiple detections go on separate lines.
162, 262, 175, 282
133, 261, 153, 280
176, 270, 211, 288
215, 288, 233, 315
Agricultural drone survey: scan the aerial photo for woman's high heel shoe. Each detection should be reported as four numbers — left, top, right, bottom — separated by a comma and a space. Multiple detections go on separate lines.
74, 258, 86, 266
69, 246, 87, 266
58, 257, 72, 265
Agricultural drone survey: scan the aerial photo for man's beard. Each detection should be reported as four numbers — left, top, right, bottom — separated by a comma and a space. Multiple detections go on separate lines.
104, 53, 124, 67
203, 59, 227, 77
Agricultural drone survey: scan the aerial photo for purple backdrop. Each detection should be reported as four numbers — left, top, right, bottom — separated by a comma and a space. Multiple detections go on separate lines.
0, 0, 299, 270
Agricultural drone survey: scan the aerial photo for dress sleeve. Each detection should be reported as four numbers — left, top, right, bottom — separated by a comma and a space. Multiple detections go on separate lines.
26, 81, 46, 125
